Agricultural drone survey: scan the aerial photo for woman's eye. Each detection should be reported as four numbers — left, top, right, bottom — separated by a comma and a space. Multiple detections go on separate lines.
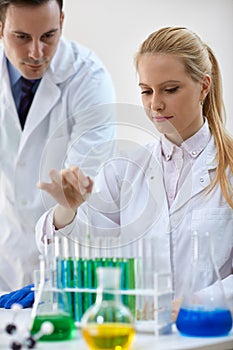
165, 87, 179, 93
141, 90, 152, 95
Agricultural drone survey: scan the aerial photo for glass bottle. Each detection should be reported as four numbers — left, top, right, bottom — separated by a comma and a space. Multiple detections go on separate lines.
176, 231, 232, 337
30, 256, 76, 341
81, 266, 135, 350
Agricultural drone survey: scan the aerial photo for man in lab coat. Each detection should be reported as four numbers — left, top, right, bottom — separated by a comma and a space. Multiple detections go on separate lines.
0, 0, 115, 291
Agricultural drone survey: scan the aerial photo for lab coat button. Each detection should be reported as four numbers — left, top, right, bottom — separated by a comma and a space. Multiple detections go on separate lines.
192, 151, 197, 156
200, 177, 204, 183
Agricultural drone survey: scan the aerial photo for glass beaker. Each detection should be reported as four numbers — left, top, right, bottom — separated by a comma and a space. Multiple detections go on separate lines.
30, 257, 77, 341
176, 231, 232, 337
81, 266, 135, 350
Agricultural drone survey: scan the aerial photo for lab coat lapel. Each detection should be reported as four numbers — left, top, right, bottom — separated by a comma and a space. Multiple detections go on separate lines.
10, 37, 76, 154
145, 142, 171, 232
145, 142, 167, 213
170, 136, 217, 215
0, 54, 19, 123
145, 143, 172, 272
18, 77, 61, 153
0, 64, 22, 155
144, 137, 217, 229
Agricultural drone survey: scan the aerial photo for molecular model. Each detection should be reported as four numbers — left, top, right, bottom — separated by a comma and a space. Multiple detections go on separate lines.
3, 304, 54, 349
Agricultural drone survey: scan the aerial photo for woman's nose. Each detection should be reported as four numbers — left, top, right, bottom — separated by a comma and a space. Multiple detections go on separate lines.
151, 94, 164, 111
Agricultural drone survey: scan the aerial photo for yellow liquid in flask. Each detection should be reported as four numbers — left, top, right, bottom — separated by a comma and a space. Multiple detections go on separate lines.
82, 323, 135, 350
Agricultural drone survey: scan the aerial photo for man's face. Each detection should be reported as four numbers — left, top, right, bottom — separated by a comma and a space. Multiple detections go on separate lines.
0, 0, 64, 79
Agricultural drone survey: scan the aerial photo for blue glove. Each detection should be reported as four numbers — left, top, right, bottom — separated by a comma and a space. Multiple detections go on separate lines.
0, 284, 34, 309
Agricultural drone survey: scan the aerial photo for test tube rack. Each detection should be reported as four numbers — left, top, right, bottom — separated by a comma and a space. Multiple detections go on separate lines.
51, 235, 173, 336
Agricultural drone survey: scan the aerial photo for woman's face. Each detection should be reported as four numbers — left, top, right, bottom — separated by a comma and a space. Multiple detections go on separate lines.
137, 53, 210, 145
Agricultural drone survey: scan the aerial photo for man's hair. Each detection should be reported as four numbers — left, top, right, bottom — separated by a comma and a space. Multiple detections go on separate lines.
0, 0, 63, 23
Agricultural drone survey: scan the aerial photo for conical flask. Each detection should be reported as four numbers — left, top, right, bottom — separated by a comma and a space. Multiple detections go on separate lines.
176, 231, 232, 337
81, 266, 135, 350
30, 256, 76, 341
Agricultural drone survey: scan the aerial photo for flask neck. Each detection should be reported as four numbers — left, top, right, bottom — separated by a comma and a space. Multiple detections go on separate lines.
96, 286, 121, 305
95, 267, 122, 304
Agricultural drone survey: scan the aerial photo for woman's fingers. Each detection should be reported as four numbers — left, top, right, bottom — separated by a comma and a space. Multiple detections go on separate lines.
49, 169, 62, 184
37, 167, 94, 209
61, 167, 93, 195
37, 169, 61, 194
61, 167, 80, 191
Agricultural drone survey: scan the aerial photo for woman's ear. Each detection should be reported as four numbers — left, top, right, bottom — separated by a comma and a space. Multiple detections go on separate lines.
201, 74, 211, 102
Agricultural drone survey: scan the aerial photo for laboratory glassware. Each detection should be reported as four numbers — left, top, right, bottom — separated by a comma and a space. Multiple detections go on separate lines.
55, 235, 137, 322
176, 231, 232, 337
30, 257, 76, 341
81, 266, 135, 350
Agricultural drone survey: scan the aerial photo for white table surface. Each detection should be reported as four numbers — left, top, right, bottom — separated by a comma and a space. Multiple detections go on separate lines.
0, 308, 232, 350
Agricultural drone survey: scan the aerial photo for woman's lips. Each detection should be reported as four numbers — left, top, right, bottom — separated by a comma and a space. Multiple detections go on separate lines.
152, 116, 174, 122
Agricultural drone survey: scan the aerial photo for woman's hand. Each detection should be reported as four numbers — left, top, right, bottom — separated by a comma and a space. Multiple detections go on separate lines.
37, 166, 93, 229
38, 166, 93, 210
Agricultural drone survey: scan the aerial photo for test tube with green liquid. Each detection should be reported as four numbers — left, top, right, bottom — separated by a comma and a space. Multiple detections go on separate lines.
83, 258, 94, 312
125, 258, 136, 318
91, 257, 102, 303
73, 257, 84, 322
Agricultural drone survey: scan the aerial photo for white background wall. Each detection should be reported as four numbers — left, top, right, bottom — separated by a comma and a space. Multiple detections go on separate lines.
63, 0, 233, 136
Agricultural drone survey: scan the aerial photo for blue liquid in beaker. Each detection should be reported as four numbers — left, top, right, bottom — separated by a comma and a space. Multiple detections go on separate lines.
176, 307, 233, 337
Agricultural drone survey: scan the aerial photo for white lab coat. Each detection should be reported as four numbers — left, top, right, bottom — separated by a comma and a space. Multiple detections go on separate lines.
0, 37, 116, 290
36, 135, 233, 303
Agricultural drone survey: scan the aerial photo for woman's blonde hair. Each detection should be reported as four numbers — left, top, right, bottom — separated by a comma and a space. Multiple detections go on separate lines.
135, 27, 233, 208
